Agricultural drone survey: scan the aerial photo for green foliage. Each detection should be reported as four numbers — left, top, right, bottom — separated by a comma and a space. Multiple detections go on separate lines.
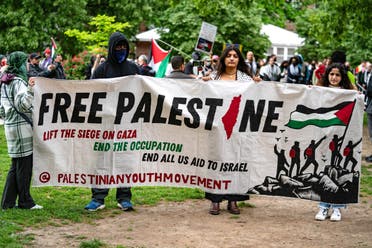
85, 0, 171, 38
63, 51, 93, 80
257, 0, 306, 26
65, 15, 131, 52
0, 0, 88, 55
361, 164, 372, 196
296, 0, 372, 65
2, 0, 368, 68
158, 0, 270, 59
79, 239, 106, 248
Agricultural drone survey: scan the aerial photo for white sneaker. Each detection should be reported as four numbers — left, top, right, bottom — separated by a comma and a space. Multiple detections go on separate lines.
30, 204, 43, 210
330, 208, 341, 221
315, 207, 328, 221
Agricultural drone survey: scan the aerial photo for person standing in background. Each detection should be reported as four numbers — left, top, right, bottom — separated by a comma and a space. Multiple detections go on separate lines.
259, 55, 281, 81
39, 47, 53, 70
362, 62, 372, 162
166, 55, 194, 79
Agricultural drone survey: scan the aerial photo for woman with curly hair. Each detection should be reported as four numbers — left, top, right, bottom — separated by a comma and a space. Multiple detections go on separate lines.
203, 45, 256, 215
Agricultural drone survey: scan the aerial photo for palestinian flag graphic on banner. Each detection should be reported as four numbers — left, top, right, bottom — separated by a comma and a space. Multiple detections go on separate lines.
286, 101, 355, 129
148, 39, 171, 78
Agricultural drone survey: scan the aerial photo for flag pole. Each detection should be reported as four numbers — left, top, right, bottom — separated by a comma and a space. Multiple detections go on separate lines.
50, 37, 57, 62
156, 39, 191, 59
337, 99, 357, 165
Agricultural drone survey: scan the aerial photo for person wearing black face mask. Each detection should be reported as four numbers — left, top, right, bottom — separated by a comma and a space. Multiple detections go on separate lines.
91, 32, 139, 79
86, 32, 139, 212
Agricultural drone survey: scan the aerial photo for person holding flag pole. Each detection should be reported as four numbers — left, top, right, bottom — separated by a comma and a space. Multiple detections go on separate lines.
39, 37, 58, 70
39, 47, 52, 70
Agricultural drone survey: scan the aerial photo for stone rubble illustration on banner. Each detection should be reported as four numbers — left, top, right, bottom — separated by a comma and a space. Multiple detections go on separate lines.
248, 101, 360, 203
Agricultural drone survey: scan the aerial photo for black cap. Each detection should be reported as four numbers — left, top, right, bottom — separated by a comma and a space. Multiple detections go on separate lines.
30, 53, 41, 59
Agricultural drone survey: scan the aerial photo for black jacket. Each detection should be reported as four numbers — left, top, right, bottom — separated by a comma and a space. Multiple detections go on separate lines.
166, 71, 194, 79
27, 63, 52, 78
92, 32, 139, 79
50, 62, 66, 79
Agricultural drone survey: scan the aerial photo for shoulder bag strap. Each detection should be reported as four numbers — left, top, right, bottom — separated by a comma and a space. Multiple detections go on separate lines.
1, 81, 33, 128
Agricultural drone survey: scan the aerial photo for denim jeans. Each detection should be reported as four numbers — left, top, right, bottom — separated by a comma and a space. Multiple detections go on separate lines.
319, 202, 346, 209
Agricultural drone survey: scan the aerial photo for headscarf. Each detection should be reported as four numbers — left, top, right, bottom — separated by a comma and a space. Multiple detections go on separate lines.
5, 51, 28, 82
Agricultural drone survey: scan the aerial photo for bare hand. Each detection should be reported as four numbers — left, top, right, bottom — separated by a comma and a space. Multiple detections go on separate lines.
28, 77, 36, 87
253, 76, 262, 83
48, 64, 56, 71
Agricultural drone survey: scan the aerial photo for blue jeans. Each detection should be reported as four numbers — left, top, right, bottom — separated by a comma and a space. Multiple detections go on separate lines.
319, 202, 346, 209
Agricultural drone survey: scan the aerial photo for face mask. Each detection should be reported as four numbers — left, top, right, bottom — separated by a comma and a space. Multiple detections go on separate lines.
115, 50, 127, 63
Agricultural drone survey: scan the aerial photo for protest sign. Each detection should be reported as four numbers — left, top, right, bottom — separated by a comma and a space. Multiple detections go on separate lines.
195, 22, 217, 54
33, 76, 364, 203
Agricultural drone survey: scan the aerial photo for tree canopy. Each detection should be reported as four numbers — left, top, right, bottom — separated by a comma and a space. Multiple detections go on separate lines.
158, 0, 270, 59
64, 15, 131, 52
296, 0, 372, 65
0, 0, 370, 67
0, 0, 87, 54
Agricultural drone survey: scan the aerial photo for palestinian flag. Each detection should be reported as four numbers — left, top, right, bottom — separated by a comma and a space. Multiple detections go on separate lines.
51, 37, 57, 60
155, 51, 171, 78
148, 39, 170, 78
286, 101, 355, 129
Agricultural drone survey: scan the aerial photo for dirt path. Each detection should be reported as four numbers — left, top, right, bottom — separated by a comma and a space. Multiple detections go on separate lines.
23, 196, 372, 248
23, 127, 372, 248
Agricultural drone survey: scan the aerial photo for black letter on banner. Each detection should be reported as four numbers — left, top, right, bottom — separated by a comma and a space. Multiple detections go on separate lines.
169, 97, 186, 126
115, 92, 135, 124
38, 93, 53, 125
53, 93, 71, 123
239, 99, 265, 132
88, 92, 106, 124
71, 93, 89, 123
205, 98, 223, 130
132, 92, 151, 123
152, 94, 167, 124
263, 101, 283, 132
185, 98, 202, 128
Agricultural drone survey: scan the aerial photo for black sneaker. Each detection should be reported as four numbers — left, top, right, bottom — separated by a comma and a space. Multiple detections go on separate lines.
366, 155, 372, 162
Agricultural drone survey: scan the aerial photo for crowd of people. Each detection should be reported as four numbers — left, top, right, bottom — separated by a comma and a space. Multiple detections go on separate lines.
0, 32, 371, 222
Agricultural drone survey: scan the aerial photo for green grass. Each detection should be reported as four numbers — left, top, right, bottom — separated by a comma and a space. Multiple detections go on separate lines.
361, 164, 372, 196
1, 124, 372, 247
79, 239, 107, 248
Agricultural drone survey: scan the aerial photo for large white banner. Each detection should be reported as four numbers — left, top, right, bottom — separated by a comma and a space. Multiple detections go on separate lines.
33, 76, 364, 204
